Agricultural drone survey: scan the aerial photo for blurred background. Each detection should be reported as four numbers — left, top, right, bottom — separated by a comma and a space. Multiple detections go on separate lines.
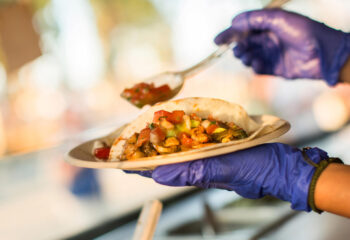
1, 0, 350, 239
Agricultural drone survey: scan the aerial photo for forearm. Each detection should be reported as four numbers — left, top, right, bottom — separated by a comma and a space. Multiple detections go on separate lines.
314, 163, 350, 217
339, 56, 350, 84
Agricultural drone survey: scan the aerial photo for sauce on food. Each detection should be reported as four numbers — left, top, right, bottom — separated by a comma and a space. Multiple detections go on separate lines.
121, 82, 172, 108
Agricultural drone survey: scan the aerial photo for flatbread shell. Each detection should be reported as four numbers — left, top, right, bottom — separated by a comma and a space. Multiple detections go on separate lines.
109, 97, 259, 161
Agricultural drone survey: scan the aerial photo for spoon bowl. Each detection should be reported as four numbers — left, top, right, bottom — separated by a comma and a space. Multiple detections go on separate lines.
121, 44, 231, 108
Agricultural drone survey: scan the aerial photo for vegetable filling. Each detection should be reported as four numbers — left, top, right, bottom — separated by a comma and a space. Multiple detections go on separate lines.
120, 110, 248, 160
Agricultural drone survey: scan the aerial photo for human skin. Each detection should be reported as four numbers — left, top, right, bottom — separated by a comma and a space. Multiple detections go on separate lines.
340, 57, 350, 84
313, 59, 350, 218
314, 163, 350, 218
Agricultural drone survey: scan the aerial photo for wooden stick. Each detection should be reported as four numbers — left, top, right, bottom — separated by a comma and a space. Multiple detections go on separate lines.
132, 200, 163, 240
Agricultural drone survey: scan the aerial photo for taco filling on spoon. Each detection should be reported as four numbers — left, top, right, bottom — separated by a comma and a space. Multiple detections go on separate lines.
120, 110, 247, 160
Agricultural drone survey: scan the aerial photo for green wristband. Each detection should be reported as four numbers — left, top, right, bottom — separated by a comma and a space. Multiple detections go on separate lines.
302, 148, 343, 213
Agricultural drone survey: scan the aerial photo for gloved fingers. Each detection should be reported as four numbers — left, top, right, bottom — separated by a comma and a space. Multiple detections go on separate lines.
151, 158, 263, 198
231, 9, 314, 43
243, 31, 277, 54
151, 147, 262, 187
250, 54, 276, 76
233, 42, 248, 58
152, 162, 192, 186
251, 59, 266, 74
234, 32, 271, 59
151, 151, 253, 188
123, 145, 268, 185
240, 52, 253, 67
215, 10, 275, 46
152, 159, 219, 188
240, 32, 280, 75
123, 170, 153, 178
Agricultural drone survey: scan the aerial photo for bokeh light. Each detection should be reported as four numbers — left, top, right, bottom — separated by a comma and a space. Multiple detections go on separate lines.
313, 91, 349, 131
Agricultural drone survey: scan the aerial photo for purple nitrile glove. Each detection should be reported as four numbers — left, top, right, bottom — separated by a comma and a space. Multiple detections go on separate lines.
214, 9, 350, 86
127, 143, 328, 211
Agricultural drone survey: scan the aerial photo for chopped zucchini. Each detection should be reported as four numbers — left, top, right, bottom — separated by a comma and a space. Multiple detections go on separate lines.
166, 129, 177, 137
211, 130, 229, 142
213, 127, 226, 134
176, 123, 190, 133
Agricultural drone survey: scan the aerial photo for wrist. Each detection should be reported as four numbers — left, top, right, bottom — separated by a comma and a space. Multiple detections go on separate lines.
339, 56, 350, 83
307, 156, 343, 213
314, 163, 350, 217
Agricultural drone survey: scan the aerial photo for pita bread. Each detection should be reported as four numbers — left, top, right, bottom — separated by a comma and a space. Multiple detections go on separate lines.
109, 97, 260, 161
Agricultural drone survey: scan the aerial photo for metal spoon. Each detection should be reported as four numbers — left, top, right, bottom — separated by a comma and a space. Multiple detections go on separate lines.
121, 0, 290, 108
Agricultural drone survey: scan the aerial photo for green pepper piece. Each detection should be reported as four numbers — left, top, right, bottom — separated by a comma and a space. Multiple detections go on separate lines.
190, 120, 200, 128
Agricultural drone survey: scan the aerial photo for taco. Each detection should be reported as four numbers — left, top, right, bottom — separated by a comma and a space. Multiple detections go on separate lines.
104, 98, 259, 161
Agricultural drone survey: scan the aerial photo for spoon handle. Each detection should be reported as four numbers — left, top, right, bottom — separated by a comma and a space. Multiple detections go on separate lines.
178, 0, 290, 80
179, 42, 235, 79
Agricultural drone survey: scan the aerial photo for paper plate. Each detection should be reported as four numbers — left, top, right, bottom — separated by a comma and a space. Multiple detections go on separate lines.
65, 115, 290, 170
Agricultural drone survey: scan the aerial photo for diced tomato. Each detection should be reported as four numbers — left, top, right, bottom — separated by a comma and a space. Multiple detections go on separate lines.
169, 110, 185, 124
153, 110, 172, 123
206, 124, 218, 134
178, 132, 193, 147
94, 147, 111, 159
121, 82, 171, 108
152, 84, 171, 95
137, 82, 153, 91
208, 115, 216, 122
136, 128, 151, 147
150, 126, 166, 144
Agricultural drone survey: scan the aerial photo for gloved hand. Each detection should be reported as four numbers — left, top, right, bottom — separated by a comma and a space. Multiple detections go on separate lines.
214, 9, 350, 86
127, 143, 329, 211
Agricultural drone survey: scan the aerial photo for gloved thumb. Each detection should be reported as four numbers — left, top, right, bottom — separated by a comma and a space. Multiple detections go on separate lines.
214, 27, 237, 45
